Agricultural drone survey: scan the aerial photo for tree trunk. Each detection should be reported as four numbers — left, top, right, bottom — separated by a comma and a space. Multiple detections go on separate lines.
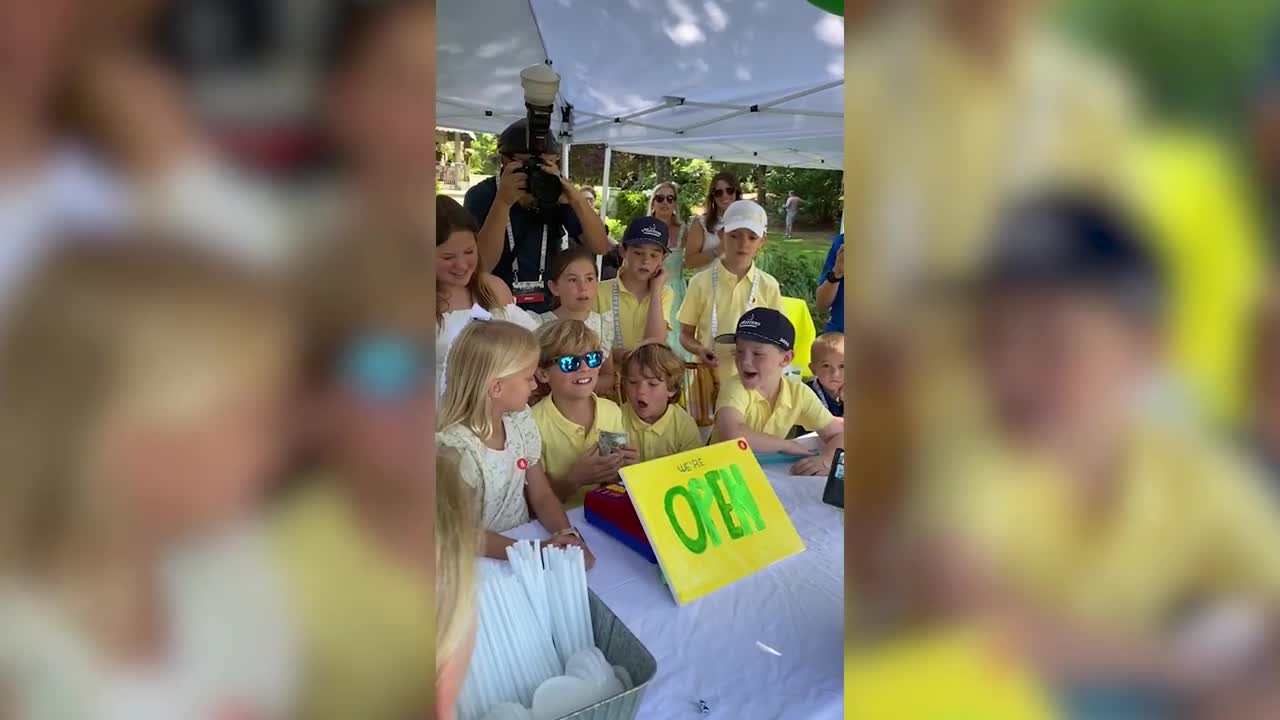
655, 155, 671, 182
754, 164, 768, 208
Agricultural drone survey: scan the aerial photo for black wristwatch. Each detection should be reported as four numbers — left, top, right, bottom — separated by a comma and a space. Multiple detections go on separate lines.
824, 271, 842, 285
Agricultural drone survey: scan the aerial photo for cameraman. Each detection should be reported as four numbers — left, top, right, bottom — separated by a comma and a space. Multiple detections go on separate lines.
464, 119, 609, 313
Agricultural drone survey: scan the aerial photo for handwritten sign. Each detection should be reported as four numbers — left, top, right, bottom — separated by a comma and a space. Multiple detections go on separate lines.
620, 438, 805, 604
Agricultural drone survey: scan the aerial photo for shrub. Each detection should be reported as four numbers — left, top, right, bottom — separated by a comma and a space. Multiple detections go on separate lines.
754, 239, 831, 330
612, 190, 649, 224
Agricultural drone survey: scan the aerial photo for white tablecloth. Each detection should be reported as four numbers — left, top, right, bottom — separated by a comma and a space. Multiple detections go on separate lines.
508, 465, 845, 719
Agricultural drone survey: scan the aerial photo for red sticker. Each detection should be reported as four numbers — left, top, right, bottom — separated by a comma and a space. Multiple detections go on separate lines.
517, 457, 529, 470
737, 440, 748, 450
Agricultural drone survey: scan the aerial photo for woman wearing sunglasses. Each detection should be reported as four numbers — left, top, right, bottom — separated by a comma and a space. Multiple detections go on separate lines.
649, 181, 691, 358
683, 172, 743, 270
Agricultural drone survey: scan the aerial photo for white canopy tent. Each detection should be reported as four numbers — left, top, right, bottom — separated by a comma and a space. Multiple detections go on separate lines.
437, 0, 845, 174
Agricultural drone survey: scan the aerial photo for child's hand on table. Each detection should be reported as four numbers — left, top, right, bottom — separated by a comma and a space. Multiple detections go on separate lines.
790, 455, 830, 477
548, 534, 596, 570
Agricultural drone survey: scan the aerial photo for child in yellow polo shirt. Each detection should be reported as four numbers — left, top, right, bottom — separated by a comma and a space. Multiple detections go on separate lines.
620, 341, 704, 460
909, 191, 1280, 705
679, 200, 784, 379
531, 318, 639, 507
595, 216, 675, 359
711, 308, 845, 476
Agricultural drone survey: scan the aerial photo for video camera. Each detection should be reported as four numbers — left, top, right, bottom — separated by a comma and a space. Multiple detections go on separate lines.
518, 64, 565, 212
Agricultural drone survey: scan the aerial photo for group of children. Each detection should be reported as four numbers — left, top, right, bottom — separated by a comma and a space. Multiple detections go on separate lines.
433, 192, 847, 573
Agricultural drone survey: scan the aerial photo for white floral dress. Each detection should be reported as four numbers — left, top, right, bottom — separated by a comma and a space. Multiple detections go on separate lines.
437, 410, 543, 533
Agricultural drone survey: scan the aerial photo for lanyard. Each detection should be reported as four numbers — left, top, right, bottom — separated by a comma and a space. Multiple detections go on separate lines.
496, 173, 551, 284
506, 221, 548, 284
610, 280, 624, 348
709, 262, 761, 340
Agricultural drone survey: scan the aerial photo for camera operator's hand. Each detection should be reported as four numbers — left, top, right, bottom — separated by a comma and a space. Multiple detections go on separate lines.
541, 159, 580, 206
496, 160, 529, 209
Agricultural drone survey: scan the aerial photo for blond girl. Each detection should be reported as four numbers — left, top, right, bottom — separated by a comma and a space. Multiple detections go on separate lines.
437, 321, 595, 568
0, 240, 298, 719
435, 455, 479, 720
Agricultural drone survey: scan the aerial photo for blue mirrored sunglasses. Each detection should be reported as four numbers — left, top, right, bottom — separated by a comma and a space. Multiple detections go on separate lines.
340, 335, 428, 401
554, 350, 605, 374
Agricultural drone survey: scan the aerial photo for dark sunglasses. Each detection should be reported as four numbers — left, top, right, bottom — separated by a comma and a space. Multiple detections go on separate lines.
712, 187, 737, 198
553, 350, 605, 373
653, 194, 676, 204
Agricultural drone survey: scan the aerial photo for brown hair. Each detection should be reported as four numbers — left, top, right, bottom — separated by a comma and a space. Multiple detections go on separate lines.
324, 0, 432, 77
545, 246, 599, 311
622, 341, 685, 399
704, 172, 742, 232
436, 195, 503, 325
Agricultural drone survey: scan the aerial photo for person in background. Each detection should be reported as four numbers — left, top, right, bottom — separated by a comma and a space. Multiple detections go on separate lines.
649, 181, 691, 357
594, 216, 671, 359
581, 186, 597, 211
808, 331, 845, 418
1252, 30, 1280, 251
437, 321, 594, 568
320, 0, 434, 223
784, 189, 802, 239
273, 223, 436, 720
436, 194, 539, 393
816, 233, 845, 334
679, 200, 784, 380
435, 457, 479, 720
906, 192, 1280, 714
0, 1, 126, 316
464, 119, 609, 314
0, 240, 298, 718
682, 172, 742, 270
710, 308, 845, 476
621, 341, 704, 461
540, 247, 618, 397
531, 319, 637, 507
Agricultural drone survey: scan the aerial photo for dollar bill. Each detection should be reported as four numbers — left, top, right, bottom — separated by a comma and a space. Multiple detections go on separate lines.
598, 431, 629, 456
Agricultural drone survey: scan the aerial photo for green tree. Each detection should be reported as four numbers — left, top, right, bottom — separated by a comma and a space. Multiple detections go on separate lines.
764, 167, 844, 229
467, 132, 500, 175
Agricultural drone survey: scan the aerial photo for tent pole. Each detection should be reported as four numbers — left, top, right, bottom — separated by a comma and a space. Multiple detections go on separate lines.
600, 145, 613, 274
561, 142, 571, 178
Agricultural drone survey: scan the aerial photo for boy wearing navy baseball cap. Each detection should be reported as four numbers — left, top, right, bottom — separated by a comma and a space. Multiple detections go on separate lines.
710, 307, 845, 476
596, 216, 674, 358
907, 190, 1280, 706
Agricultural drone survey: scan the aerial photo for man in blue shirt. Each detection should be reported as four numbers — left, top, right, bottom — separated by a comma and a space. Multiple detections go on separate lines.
464, 119, 610, 313
816, 233, 844, 333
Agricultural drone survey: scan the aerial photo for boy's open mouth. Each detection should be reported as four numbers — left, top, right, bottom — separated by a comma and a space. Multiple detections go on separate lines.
572, 377, 593, 386
741, 370, 760, 382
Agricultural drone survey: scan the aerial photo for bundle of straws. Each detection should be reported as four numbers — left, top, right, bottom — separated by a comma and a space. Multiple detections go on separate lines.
458, 540, 602, 720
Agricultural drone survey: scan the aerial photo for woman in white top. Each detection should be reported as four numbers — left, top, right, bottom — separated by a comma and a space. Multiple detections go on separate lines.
436, 195, 540, 392
682, 171, 742, 270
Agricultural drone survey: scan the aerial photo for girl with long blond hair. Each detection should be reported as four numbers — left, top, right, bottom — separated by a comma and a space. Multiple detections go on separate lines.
0, 240, 298, 718
649, 180, 692, 357
436, 321, 595, 568
434, 454, 478, 720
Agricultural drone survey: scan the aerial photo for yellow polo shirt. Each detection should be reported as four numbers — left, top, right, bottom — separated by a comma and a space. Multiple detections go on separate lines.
915, 423, 1280, 630
595, 278, 675, 351
621, 402, 703, 461
271, 480, 432, 720
677, 260, 784, 379
531, 394, 626, 507
710, 375, 836, 444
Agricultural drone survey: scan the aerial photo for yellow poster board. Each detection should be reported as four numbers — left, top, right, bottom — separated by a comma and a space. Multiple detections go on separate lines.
846, 627, 1059, 720
620, 438, 805, 604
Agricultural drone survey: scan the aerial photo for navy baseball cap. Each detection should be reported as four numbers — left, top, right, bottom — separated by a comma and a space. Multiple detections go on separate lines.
977, 190, 1165, 320
715, 307, 795, 351
622, 217, 671, 253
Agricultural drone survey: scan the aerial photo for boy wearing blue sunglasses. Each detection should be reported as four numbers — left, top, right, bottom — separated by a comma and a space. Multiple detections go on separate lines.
531, 319, 637, 507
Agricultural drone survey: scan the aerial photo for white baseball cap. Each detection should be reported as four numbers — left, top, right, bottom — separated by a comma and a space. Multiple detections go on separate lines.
721, 200, 768, 237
